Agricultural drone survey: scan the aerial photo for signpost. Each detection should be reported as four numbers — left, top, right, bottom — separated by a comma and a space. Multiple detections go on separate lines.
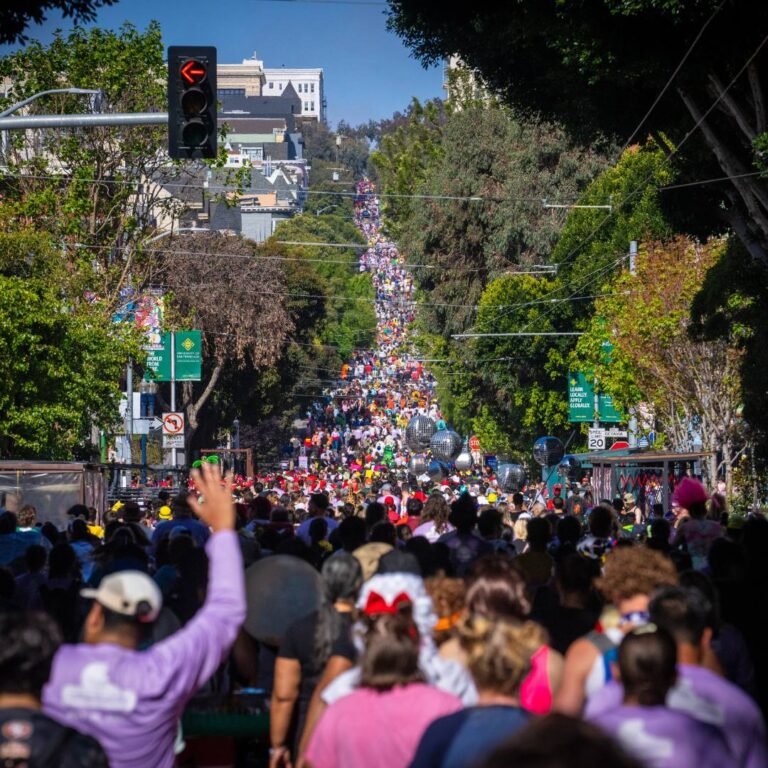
162, 412, 185, 451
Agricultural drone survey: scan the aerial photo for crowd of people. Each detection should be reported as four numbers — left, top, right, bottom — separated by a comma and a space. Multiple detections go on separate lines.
0, 180, 766, 767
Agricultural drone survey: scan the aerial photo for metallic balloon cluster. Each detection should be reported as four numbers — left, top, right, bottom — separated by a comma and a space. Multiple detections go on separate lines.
405, 415, 464, 477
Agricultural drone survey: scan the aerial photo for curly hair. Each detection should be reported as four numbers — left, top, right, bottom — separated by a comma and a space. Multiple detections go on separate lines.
17, 504, 37, 528
425, 577, 466, 644
595, 545, 678, 603
459, 615, 545, 697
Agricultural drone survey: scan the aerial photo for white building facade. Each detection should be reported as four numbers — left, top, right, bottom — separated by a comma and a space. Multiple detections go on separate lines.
263, 67, 325, 122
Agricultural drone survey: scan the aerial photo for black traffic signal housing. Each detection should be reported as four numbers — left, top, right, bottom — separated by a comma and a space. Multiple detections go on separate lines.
167, 46, 217, 159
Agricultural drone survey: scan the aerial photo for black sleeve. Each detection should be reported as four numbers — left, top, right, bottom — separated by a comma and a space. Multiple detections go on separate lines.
409, 712, 465, 768
278, 613, 316, 661
278, 620, 302, 660
66, 734, 111, 768
329, 630, 357, 662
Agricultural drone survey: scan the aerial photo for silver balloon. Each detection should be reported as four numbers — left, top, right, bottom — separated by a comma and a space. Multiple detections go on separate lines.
427, 460, 445, 482
430, 429, 462, 461
558, 454, 582, 479
454, 448, 473, 471
409, 455, 428, 475
533, 436, 565, 467
497, 462, 527, 491
405, 415, 436, 452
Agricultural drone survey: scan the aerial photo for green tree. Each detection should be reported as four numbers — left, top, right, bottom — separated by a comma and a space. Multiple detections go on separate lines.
574, 236, 745, 487
270, 213, 376, 361
400, 105, 610, 337
0, 230, 137, 458
0, 23, 187, 308
370, 97, 447, 234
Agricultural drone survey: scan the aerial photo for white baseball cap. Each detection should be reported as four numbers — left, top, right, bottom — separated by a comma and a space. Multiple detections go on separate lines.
81, 571, 162, 623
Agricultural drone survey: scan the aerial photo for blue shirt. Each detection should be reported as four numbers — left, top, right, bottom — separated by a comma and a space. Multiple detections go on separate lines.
152, 518, 210, 548
410, 705, 530, 768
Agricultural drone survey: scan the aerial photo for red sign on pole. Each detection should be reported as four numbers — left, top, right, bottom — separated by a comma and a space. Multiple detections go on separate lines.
469, 435, 481, 452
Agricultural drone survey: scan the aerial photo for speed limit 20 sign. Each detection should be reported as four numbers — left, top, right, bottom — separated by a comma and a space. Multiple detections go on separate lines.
588, 427, 606, 451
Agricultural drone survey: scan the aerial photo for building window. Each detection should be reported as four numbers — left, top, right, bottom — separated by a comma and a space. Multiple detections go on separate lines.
311, 101, 315, 111
304, 101, 309, 111
310, 83, 315, 93
279, 82, 283, 89
217, 88, 245, 96
269, 82, 273, 89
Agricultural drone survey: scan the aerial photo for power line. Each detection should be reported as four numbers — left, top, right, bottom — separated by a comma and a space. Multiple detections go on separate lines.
2, 172, 589, 205
619, 0, 726, 153
551, 33, 768, 274
659, 170, 764, 192
67, 241, 556, 275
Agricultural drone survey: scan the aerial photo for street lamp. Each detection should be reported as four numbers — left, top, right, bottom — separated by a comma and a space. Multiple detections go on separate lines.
1, 87, 102, 167
232, 418, 241, 450
0, 87, 102, 118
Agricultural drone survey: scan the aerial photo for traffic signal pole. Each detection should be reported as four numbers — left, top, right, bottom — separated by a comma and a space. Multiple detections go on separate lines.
0, 113, 168, 129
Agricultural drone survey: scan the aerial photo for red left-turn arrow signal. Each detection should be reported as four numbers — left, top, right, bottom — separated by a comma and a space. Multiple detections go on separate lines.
180, 59, 207, 85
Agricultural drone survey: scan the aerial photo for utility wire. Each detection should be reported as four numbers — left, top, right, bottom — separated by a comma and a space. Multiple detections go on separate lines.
550, 33, 768, 273
3, 173, 587, 204
619, 0, 727, 153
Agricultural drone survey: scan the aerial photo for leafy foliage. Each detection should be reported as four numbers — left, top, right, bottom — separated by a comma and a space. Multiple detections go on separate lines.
0, 0, 118, 44
386, 0, 768, 264
0, 230, 137, 458
0, 23, 181, 308
575, 236, 745, 485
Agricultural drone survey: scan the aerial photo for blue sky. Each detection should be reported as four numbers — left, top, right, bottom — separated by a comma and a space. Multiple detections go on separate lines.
0, 0, 444, 127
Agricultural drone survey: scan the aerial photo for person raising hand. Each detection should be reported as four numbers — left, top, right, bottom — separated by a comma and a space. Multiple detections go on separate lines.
43, 463, 246, 768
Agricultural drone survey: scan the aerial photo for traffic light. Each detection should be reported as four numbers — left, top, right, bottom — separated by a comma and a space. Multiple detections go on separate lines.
167, 46, 217, 159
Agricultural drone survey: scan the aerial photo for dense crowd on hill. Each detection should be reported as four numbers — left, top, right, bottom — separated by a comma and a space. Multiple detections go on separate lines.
0, 180, 766, 767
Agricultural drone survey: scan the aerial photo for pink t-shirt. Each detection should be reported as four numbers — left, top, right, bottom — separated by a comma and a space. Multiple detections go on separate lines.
306, 683, 462, 768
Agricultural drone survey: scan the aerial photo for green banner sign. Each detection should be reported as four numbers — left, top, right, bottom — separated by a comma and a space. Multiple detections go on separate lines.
568, 371, 623, 423
145, 331, 202, 382
145, 343, 171, 382
175, 331, 202, 381
598, 391, 623, 423
568, 372, 595, 422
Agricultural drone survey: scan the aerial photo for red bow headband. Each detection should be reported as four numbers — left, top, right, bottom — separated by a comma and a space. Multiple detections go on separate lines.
364, 590, 412, 616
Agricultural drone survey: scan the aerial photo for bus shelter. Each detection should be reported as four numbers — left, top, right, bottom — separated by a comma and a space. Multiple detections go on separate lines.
583, 449, 713, 514
0, 461, 107, 529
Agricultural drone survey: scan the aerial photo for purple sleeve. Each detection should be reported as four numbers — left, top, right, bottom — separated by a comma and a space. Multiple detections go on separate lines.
584, 680, 623, 719
146, 530, 246, 697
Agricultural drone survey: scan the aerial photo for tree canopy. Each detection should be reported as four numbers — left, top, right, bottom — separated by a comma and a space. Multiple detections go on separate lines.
0, 0, 118, 44
0, 229, 137, 458
386, 1, 768, 265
